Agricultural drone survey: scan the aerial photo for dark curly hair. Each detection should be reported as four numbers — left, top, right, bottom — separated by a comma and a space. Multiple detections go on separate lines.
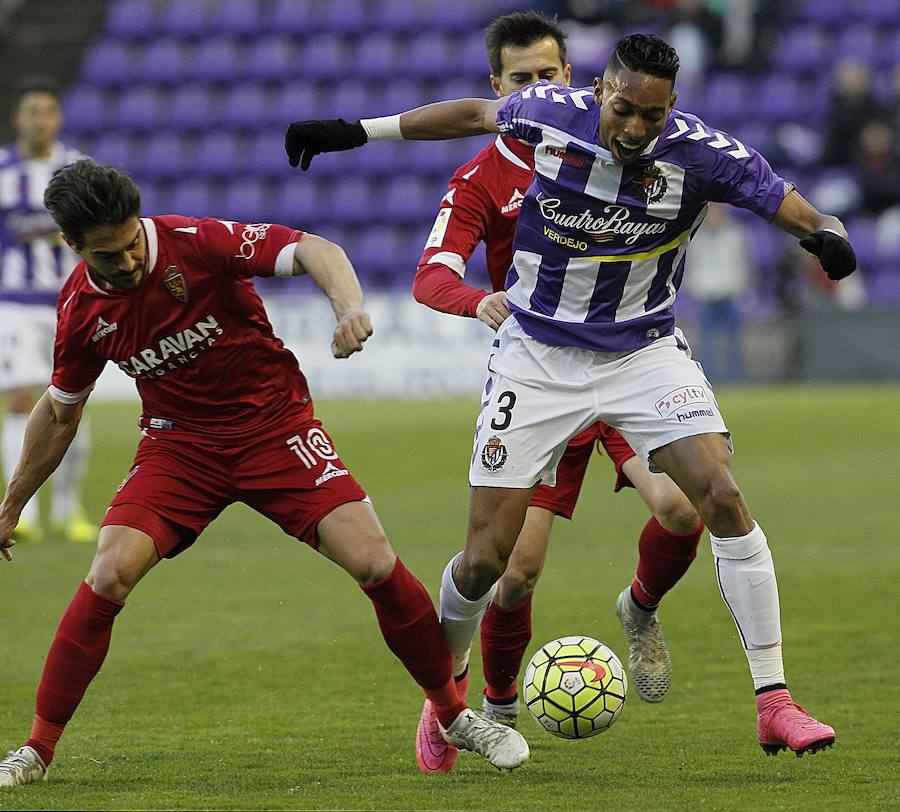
44, 160, 141, 249
607, 33, 679, 82
484, 11, 567, 77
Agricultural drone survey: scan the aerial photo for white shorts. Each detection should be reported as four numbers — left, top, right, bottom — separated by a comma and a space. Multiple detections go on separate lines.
469, 318, 729, 488
0, 302, 56, 391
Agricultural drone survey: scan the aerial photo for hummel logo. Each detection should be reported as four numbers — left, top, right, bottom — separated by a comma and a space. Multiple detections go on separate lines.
502, 188, 525, 214
91, 316, 118, 343
557, 660, 607, 682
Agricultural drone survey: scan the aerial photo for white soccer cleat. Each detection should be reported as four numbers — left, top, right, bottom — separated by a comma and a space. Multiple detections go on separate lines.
0, 746, 48, 787
439, 708, 529, 771
482, 694, 520, 729
616, 587, 672, 703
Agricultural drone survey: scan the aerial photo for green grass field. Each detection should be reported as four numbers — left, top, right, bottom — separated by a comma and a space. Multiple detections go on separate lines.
1, 386, 898, 811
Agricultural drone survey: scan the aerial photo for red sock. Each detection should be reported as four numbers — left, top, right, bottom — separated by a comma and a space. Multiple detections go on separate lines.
360, 558, 465, 727
25, 581, 124, 765
481, 595, 532, 701
631, 517, 703, 609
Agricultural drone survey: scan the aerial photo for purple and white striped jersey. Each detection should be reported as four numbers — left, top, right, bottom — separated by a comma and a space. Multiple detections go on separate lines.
496, 82, 792, 352
0, 142, 84, 307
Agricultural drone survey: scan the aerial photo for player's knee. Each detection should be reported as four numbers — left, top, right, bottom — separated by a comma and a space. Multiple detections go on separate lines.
654, 494, 702, 535
86, 558, 139, 601
697, 476, 745, 527
455, 551, 505, 599
497, 565, 539, 606
351, 535, 397, 585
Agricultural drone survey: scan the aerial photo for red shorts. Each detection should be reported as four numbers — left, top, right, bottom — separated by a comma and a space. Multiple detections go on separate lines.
529, 422, 637, 519
102, 417, 368, 558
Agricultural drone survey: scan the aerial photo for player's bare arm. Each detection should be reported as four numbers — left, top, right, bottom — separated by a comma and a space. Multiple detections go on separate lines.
773, 189, 856, 280
0, 390, 86, 560
293, 233, 373, 359
285, 99, 504, 170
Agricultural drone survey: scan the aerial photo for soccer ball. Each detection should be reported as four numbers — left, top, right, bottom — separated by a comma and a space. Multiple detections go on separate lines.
523, 636, 627, 739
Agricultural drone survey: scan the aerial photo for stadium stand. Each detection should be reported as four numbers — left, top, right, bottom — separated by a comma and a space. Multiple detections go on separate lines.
3, 0, 896, 307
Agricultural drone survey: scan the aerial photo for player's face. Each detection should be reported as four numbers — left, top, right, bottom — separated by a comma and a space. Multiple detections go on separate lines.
75, 218, 148, 291
13, 92, 62, 154
491, 36, 571, 97
595, 68, 676, 164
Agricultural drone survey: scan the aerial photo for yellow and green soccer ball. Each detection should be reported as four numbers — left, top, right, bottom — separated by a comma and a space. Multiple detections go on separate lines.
523, 636, 627, 739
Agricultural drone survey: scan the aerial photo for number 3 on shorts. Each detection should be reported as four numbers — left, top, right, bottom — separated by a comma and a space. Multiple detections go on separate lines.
490, 390, 517, 431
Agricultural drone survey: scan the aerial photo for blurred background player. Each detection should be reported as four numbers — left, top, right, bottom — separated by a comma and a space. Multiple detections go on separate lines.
0, 160, 528, 786
412, 11, 703, 774
0, 78, 94, 543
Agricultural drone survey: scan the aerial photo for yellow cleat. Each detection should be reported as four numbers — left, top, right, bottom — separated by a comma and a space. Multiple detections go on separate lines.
53, 509, 97, 544
11, 518, 44, 543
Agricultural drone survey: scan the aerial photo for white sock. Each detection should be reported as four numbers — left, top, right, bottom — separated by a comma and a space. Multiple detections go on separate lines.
2, 413, 38, 524
439, 552, 497, 677
52, 415, 90, 522
710, 522, 786, 690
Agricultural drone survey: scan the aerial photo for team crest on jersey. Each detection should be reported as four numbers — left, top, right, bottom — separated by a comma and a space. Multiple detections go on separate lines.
163, 265, 188, 303
481, 435, 508, 471
637, 163, 668, 204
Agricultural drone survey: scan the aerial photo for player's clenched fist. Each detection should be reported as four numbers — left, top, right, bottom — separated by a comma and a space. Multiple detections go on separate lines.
475, 291, 511, 332
285, 119, 368, 170
799, 230, 857, 281
331, 310, 373, 358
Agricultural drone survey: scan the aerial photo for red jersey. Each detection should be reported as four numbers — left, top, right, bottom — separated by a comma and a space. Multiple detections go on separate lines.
414, 135, 534, 315
51, 215, 311, 440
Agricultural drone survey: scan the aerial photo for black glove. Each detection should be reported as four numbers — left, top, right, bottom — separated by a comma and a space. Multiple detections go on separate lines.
284, 118, 368, 170
799, 230, 857, 281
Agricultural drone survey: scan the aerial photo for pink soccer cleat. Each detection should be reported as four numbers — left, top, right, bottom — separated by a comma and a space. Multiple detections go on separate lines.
757, 690, 835, 757
415, 673, 470, 774
416, 699, 458, 774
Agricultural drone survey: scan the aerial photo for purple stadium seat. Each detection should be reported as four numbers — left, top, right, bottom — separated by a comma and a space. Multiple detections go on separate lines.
81, 40, 135, 87
378, 79, 432, 115
220, 178, 270, 223
271, 84, 318, 127
269, 0, 322, 37
219, 83, 269, 130
880, 30, 900, 71
319, 81, 371, 120
296, 36, 346, 82
433, 77, 490, 103
158, 0, 215, 38
458, 31, 491, 80
432, 1, 476, 33
355, 225, 407, 279
835, 25, 881, 64
135, 179, 166, 216
137, 132, 191, 181
795, 0, 847, 27
114, 85, 165, 133
383, 175, 431, 225
90, 132, 134, 170
352, 34, 401, 79
370, 0, 433, 35
139, 38, 191, 85
406, 33, 455, 80
275, 179, 323, 230
194, 131, 242, 178
772, 26, 831, 74
245, 36, 297, 83
246, 129, 294, 179
352, 140, 404, 177
168, 84, 218, 132
106, 0, 157, 39
326, 177, 375, 225
758, 74, 816, 123
702, 73, 751, 123
858, 0, 900, 25
322, 0, 367, 36
169, 178, 215, 218
193, 37, 242, 82
212, 0, 263, 37
62, 85, 108, 134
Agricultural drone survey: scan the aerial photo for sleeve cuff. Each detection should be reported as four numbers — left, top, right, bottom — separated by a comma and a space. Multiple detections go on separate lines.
48, 384, 94, 404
